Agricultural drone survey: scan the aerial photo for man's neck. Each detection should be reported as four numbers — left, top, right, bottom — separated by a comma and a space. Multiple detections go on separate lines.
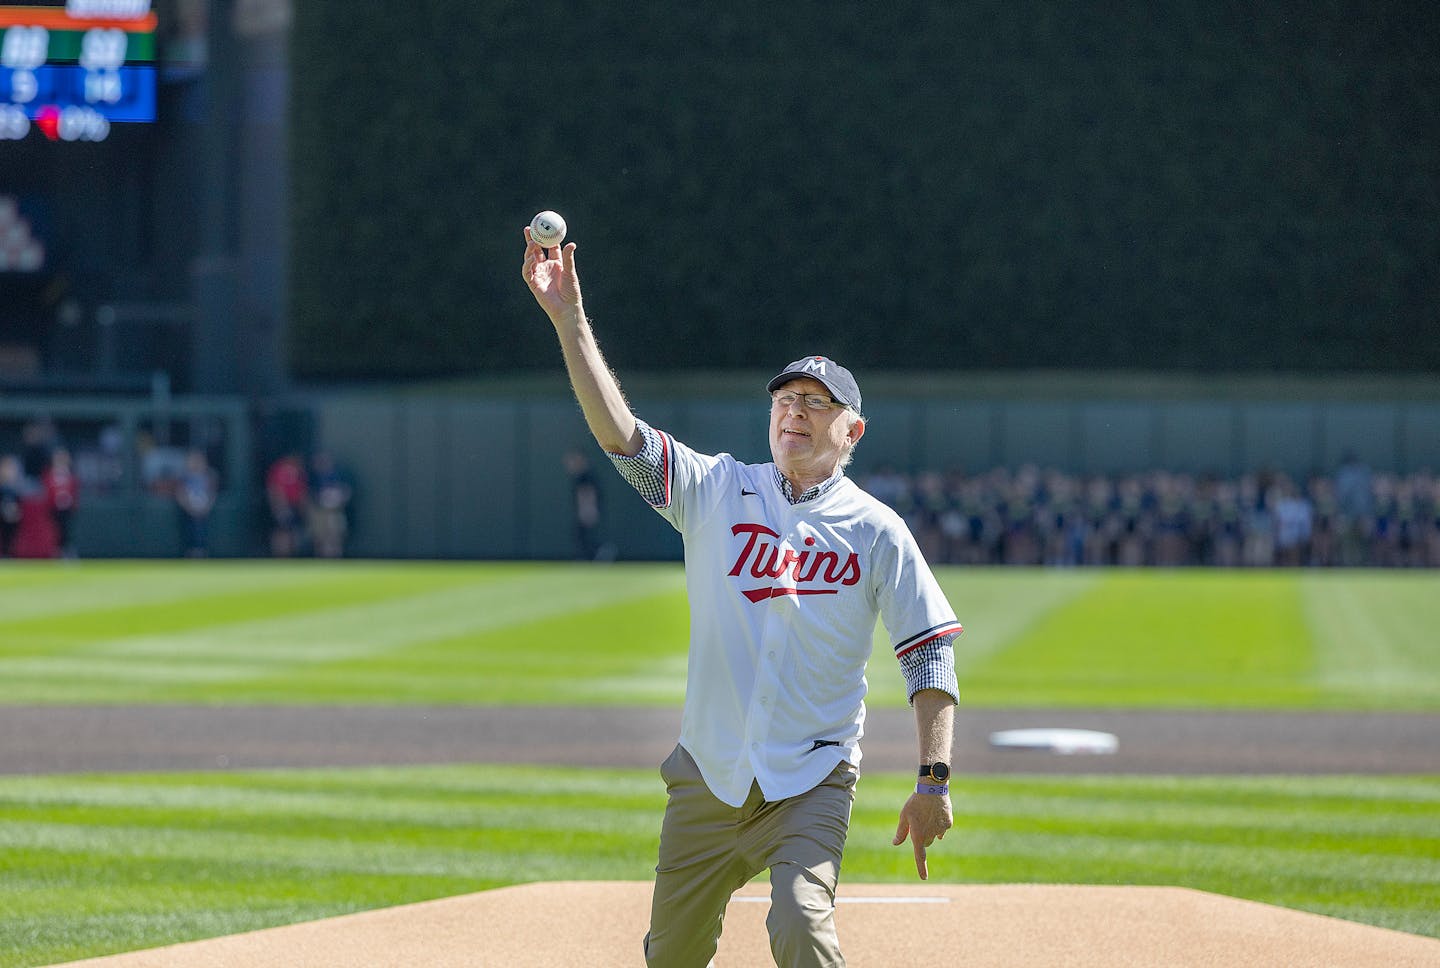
779, 463, 840, 498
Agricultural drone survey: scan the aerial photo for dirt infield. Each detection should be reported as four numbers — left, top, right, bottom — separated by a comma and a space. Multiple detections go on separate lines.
5, 704, 1439, 776
47, 881, 1440, 968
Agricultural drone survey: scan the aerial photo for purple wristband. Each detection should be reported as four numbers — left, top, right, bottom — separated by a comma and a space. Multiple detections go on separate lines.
916, 782, 949, 796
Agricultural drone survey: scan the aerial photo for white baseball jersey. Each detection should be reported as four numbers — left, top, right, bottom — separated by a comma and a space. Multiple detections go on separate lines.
612, 423, 962, 808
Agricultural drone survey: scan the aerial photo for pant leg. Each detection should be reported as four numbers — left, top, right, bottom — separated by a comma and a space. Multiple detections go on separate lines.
759, 762, 857, 968
644, 745, 757, 968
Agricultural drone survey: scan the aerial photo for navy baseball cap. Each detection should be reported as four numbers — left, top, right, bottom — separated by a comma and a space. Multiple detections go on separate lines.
767, 355, 862, 413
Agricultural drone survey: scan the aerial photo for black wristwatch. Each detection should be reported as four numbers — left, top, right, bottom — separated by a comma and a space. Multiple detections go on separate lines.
919, 762, 951, 783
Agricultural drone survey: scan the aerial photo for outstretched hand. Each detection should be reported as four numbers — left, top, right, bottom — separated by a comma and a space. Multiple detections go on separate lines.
522, 226, 582, 324
893, 792, 953, 880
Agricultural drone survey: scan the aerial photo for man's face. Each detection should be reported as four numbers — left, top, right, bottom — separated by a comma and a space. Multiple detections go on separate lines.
768, 377, 864, 476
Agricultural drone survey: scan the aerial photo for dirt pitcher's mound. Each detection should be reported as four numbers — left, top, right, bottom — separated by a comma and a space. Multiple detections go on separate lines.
49, 881, 1440, 968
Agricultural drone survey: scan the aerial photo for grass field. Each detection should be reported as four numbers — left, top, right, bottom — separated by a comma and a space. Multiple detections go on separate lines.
1, 561, 1438, 965
1, 561, 1437, 709
2, 766, 1436, 966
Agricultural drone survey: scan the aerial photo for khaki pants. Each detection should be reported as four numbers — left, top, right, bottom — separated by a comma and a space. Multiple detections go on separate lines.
643, 744, 856, 968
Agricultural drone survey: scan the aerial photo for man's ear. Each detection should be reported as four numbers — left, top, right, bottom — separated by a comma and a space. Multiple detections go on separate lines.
848, 417, 866, 446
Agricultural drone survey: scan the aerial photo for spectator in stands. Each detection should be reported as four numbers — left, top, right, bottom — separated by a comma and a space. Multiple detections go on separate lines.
175, 449, 219, 558
861, 463, 910, 510
266, 451, 309, 557
1273, 476, 1314, 567
42, 447, 79, 559
1306, 476, 1339, 566
137, 429, 187, 496
1335, 452, 1373, 566
306, 451, 352, 558
0, 453, 57, 558
87, 425, 127, 496
564, 449, 610, 561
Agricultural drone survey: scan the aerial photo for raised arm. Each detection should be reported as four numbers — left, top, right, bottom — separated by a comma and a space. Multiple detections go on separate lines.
522, 226, 642, 456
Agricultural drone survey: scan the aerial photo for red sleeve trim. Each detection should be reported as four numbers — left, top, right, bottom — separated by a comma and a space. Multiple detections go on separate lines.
660, 430, 672, 507
894, 622, 963, 659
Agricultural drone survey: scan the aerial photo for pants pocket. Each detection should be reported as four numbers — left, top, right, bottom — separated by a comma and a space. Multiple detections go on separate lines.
658, 743, 693, 790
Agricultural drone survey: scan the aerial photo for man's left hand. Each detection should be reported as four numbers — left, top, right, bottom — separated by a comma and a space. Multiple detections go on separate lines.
892, 791, 953, 880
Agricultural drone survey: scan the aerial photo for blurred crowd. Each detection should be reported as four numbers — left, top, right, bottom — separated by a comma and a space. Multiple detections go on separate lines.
264, 451, 354, 559
0, 416, 222, 560
1, 417, 353, 560
859, 457, 1440, 568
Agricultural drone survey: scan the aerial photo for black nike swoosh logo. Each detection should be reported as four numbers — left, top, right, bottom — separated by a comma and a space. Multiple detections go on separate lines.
741, 488, 757, 496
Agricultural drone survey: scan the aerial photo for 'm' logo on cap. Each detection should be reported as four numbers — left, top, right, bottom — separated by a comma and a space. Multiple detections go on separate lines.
801, 357, 827, 376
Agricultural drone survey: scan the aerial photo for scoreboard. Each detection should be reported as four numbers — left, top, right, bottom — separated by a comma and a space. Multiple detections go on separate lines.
0, 0, 158, 141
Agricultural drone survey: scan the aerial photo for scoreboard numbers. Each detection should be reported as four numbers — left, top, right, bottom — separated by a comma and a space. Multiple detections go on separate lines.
79, 26, 126, 69
1, 2, 157, 141
2, 24, 47, 69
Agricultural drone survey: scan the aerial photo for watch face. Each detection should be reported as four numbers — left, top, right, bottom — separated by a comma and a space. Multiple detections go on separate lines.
931, 762, 950, 783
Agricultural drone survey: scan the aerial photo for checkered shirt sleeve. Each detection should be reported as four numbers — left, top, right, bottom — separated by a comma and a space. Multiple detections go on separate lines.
899, 633, 960, 705
605, 419, 668, 507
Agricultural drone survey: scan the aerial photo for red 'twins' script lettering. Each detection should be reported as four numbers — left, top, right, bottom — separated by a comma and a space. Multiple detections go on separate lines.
728, 523, 861, 602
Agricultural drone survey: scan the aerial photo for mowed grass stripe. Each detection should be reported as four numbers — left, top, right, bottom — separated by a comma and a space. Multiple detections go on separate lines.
0, 562, 481, 653
960, 570, 1323, 708
0, 563, 689, 702
931, 568, 1104, 672
1, 820, 650, 881
860, 568, 1103, 707
1, 562, 1437, 709
3, 586, 692, 705
0, 561, 360, 625
1, 766, 1435, 967
8, 771, 1433, 845
1303, 571, 1440, 699
0, 562, 682, 655
228, 589, 693, 705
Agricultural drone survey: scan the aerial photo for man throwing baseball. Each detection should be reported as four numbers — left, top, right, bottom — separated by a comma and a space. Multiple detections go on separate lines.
523, 225, 962, 967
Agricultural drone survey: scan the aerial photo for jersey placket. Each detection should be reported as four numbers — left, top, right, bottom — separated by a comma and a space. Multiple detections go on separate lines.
743, 512, 807, 788
745, 608, 788, 784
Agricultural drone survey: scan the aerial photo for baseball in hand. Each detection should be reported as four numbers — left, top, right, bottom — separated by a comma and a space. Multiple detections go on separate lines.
530, 211, 567, 248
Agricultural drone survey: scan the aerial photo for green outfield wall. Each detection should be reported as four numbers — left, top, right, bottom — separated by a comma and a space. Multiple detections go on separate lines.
306, 374, 1440, 561
5, 374, 1437, 559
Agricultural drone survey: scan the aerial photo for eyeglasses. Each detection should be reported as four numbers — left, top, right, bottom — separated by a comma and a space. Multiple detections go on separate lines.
771, 391, 841, 412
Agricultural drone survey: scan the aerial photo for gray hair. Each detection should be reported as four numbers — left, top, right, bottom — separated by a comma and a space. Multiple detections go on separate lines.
839, 408, 865, 470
